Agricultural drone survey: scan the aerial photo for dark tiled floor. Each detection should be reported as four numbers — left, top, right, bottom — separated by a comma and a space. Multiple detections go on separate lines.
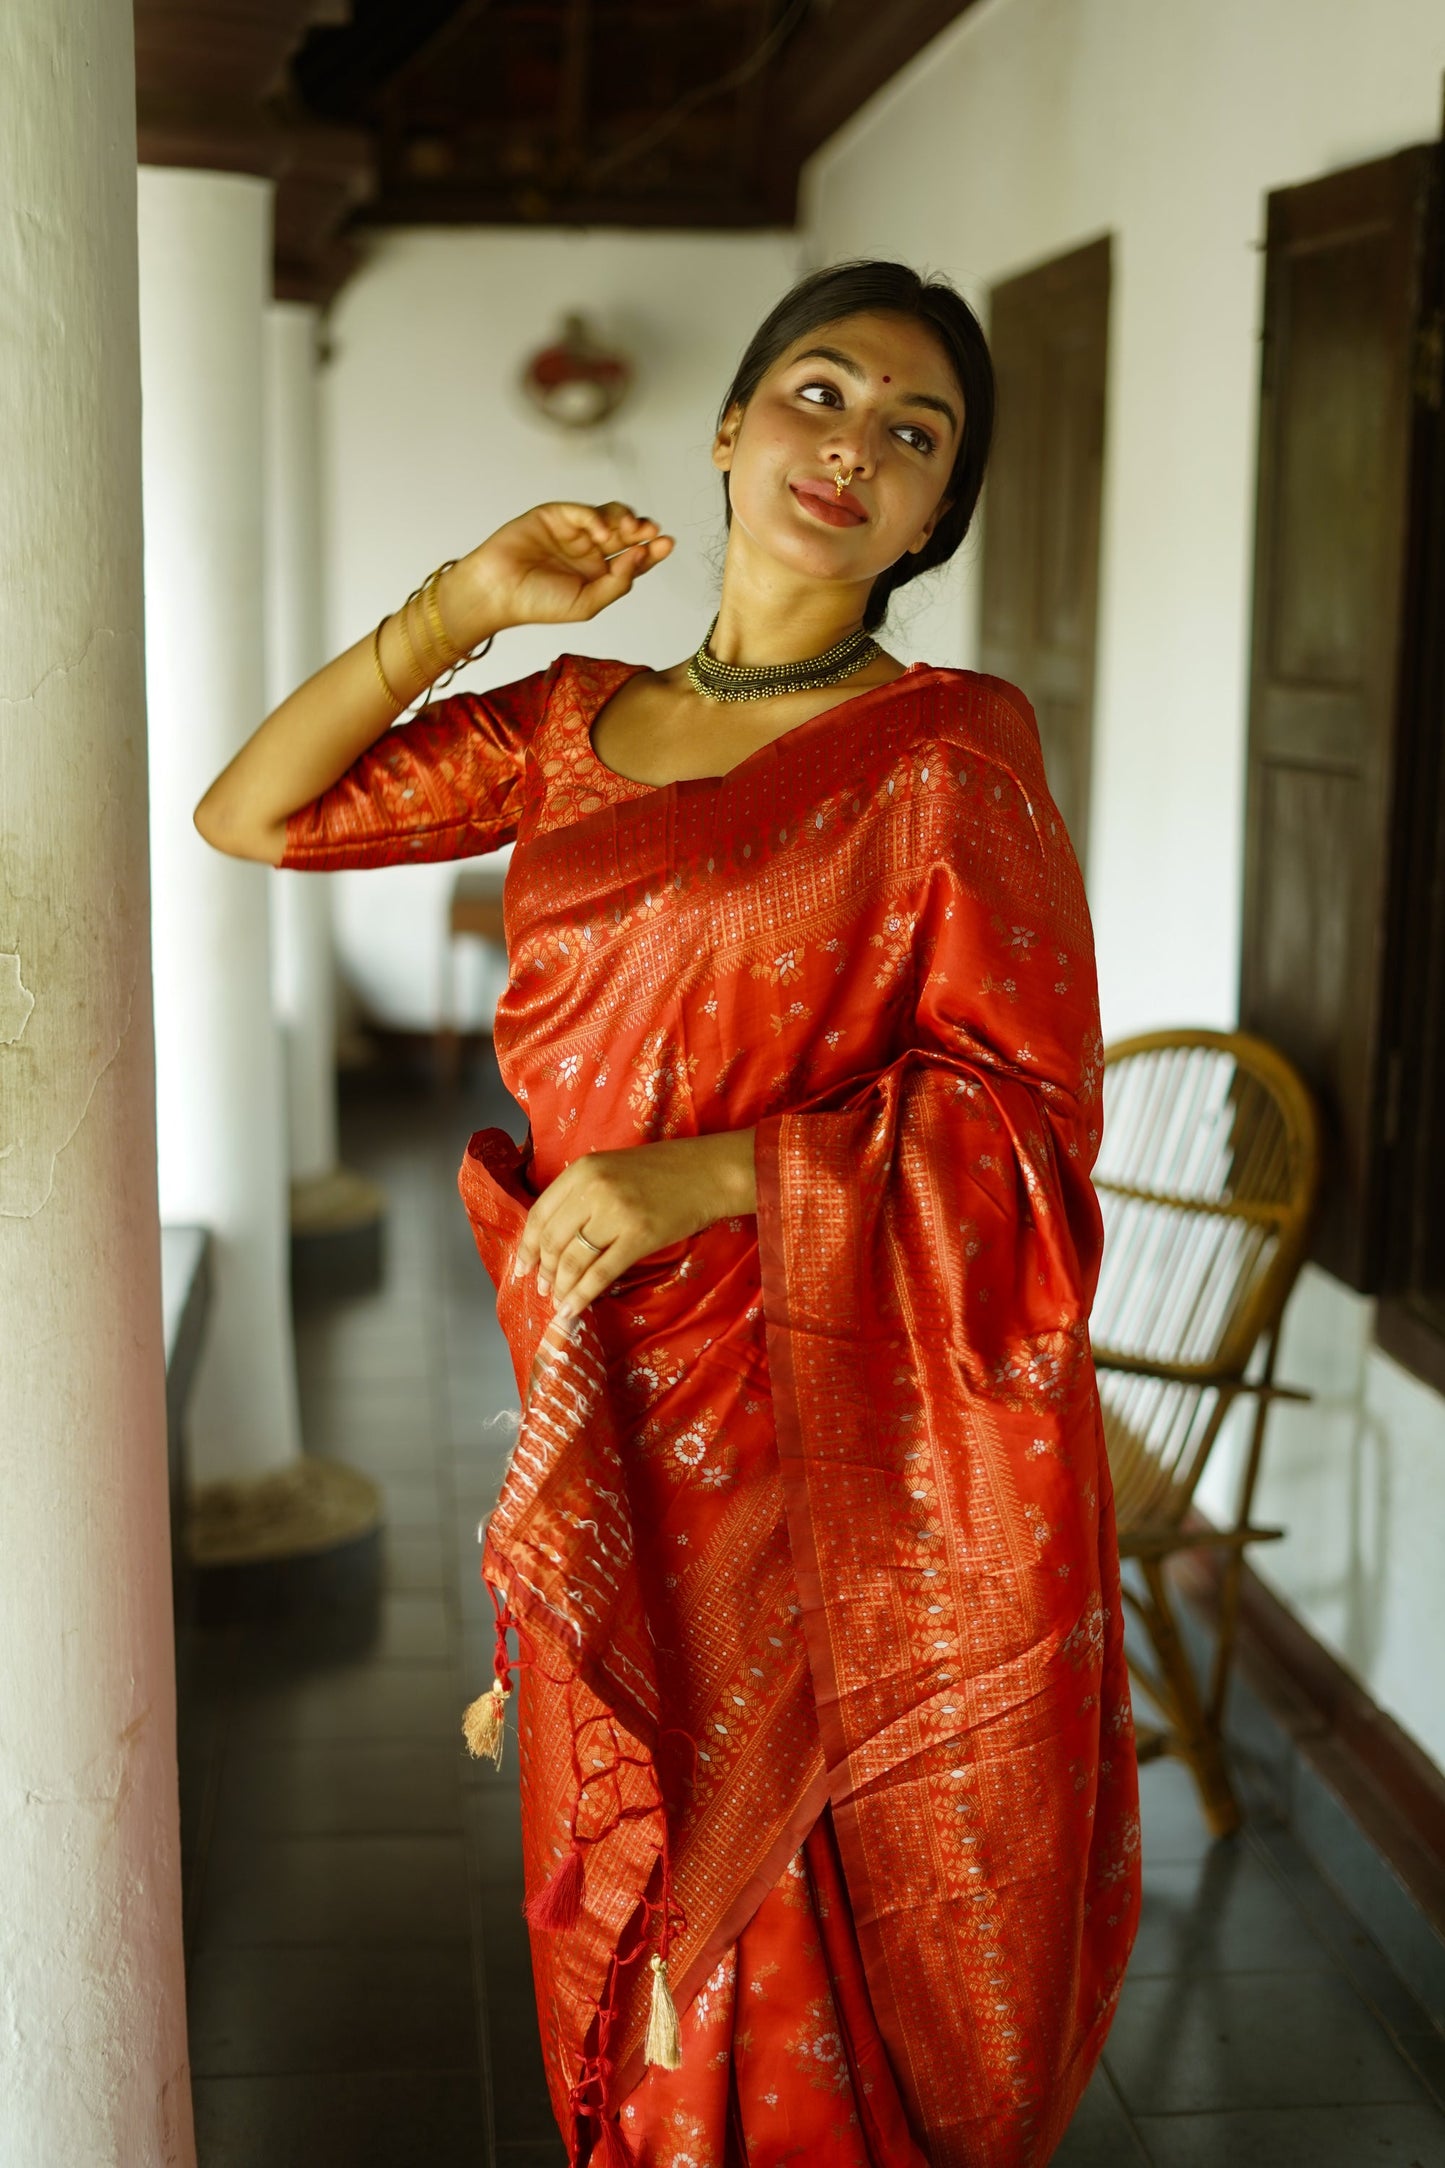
178, 1063, 1445, 2167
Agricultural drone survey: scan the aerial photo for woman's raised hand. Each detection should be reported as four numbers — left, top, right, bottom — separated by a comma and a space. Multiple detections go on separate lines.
458, 501, 673, 634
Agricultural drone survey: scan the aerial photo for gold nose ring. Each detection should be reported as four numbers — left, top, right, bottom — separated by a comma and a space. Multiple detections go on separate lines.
834, 465, 856, 496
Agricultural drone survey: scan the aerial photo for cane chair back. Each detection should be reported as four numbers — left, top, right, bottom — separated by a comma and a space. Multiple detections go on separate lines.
1092, 1030, 1320, 1835
1093, 1030, 1319, 1534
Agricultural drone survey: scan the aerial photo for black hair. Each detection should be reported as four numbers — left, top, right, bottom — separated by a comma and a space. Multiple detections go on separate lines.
716, 259, 995, 634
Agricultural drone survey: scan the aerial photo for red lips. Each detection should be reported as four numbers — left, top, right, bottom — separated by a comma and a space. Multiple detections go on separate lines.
790, 477, 868, 527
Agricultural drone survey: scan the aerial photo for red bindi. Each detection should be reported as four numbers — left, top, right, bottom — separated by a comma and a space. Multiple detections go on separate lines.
882, 374, 891, 382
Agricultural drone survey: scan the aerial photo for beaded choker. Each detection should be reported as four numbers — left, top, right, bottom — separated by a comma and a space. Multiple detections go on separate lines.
686, 615, 882, 704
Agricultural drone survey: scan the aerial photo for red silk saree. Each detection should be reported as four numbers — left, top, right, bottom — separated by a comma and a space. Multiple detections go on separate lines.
283, 653, 1140, 2166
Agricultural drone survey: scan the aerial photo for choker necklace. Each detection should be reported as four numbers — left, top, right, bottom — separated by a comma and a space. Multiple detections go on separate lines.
686, 615, 882, 704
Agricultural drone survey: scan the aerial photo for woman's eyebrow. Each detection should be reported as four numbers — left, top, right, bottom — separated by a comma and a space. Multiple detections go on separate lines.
792, 345, 959, 435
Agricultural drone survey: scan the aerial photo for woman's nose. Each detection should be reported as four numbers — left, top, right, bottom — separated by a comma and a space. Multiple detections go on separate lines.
828, 442, 870, 480
826, 420, 882, 476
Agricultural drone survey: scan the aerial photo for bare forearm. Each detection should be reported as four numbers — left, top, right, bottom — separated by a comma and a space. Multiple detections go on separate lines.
193, 560, 497, 866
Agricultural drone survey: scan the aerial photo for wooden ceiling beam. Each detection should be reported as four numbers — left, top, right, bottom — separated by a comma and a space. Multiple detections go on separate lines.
137, 0, 982, 251
355, 182, 783, 232
555, 0, 592, 181
375, 0, 497, 117
758, 0, 980, 215
135, 0, 349, 168
732, 0, 779, 186
134, 0, 372, 303
272, 117, 373, 305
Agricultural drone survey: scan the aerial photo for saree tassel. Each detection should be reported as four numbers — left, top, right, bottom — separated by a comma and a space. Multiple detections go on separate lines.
524, 1837, 586, 1931
644, 1952, 683, 2071
597, 2115, 638, 2168
460, 1681, 509, 1767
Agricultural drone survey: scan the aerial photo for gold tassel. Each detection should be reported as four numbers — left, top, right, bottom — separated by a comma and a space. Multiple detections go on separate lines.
461, 1681, 509, 1768
644, 1952, 683, 2071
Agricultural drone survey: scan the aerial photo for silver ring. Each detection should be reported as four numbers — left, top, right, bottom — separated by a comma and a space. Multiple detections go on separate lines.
574, 1228, 605, 1255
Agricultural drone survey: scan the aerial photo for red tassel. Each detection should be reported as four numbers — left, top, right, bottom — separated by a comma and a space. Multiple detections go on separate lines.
524, 1839, 585, 1931
597, 2115, 637, 2167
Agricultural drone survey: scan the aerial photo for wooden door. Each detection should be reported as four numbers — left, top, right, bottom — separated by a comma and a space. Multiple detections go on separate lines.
1239, 146, 1442, 1288
1378, 175, 1445, 1385
979, 236, 1110, 868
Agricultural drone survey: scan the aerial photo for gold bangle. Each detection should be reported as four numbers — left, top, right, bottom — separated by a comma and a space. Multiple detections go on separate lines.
421, 561, 463, 670
371, 617, 403, 711
422, 559, 497, 689
396, 589, 429, 692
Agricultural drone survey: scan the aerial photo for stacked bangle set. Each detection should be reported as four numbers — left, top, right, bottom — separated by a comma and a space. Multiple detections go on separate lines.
371, 559, 494, 716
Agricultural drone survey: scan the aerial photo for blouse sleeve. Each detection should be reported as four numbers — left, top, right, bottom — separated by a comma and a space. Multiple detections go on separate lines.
279, 664, 555, 871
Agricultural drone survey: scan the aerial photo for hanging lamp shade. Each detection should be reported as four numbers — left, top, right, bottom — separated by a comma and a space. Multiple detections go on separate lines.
521, 313, 633, 428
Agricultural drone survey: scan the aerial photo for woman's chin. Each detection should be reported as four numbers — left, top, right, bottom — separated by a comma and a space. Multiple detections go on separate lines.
736, 512, 884, 591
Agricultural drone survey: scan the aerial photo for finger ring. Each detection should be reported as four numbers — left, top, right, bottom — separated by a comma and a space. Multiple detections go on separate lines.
575, 1228, 605, 1255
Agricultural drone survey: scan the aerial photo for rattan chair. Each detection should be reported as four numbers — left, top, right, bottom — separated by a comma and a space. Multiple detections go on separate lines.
1094, 1029, 1321, 1835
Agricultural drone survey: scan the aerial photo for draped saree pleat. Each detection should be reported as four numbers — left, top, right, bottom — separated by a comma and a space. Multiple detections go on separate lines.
283, 653, 1141, 2166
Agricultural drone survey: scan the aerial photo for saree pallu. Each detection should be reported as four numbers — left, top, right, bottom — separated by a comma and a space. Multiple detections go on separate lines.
284, 654, 1141, 2166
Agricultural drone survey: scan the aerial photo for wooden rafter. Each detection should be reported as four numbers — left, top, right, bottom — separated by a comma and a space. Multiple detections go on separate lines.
135, 0, 987, 276
374, 0, 497, 116
759, 0, 981, 214
555, 0, 591, 181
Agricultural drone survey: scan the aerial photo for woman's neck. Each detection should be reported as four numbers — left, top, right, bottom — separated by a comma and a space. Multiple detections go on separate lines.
705, 532, 874, 667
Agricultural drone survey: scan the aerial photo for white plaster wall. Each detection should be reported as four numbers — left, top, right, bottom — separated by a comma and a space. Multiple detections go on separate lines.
319, 226, 799, 1030
800, 0, 1445, 1765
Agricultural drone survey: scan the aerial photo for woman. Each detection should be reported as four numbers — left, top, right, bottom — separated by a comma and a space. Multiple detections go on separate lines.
197, 260, 1139, 2168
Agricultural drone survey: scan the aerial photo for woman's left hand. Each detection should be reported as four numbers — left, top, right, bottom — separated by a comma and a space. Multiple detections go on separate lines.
513, 1132, 757, 1319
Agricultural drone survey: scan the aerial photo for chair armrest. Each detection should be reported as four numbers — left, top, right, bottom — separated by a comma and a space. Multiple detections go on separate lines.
1093, 1350, 1311, 1404
1118, 1522, 1285, 1561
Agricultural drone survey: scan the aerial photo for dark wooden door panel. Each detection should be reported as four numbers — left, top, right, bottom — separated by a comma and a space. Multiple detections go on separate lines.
1378, 153, 1445, 1389
1250, 764, 1362, 1198
1255, 687, 1368, 769
980, 236, 1110, 870
1240, 146, 1438, 1288
1037, 331, 1105, 657
1269, 231, 1395, 686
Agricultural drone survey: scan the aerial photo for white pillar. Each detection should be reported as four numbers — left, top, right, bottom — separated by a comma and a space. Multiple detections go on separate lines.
266, 299, 339, 1184
139, 165, 302, 1485
0, 6, 196, 2162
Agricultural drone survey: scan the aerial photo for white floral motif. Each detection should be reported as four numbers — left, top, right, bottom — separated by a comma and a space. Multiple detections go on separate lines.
626, 1357, 683, 1404
629, 1032, 699, 1137
784, 1996, 852, 2094
768, 1001, 812, 1035
869, 914, 911, 989
750, 948, 803, 986
1060, 1601, 1108, 1671
991, 1323, 1088, 1409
